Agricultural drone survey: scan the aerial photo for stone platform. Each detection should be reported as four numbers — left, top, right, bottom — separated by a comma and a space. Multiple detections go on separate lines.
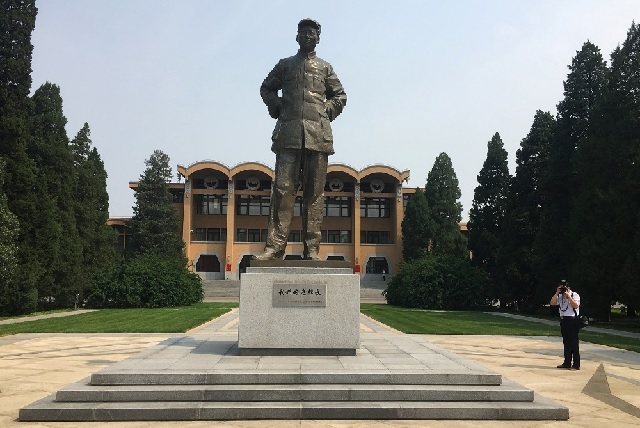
239, 265, 360, 355
19, 309, 568, 421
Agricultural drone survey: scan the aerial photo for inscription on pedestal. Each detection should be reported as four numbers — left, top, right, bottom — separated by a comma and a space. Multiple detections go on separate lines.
272, 283, 327, 307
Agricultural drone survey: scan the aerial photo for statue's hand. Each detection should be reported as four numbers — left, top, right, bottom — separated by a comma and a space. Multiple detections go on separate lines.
268, 99, 282, 119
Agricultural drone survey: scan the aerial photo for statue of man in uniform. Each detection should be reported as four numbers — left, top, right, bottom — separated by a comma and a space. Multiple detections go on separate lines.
255, 18, 347, 260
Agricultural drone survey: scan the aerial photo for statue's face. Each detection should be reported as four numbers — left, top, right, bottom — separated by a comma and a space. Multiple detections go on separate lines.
296, 26, 319, 52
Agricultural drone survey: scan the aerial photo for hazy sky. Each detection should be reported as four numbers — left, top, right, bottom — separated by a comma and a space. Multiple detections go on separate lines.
30, 0, 640, 219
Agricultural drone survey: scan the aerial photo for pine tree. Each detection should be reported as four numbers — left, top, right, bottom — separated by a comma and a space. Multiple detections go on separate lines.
468, 132, 510, 299
71, 123, 116, 301
424, 152, 467, 258
29, 82, 83, 308
498, 110, 555, 312
401, 188, 430, 262
0, 0, 38, 314
127, 150, 185, 261
572, 23, 640, 319
535, 41, 607, 295
0, 158, 21, 315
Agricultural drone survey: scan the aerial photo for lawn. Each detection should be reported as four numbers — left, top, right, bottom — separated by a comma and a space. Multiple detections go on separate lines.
0, 302, 238, 336
361, 304, 559, 335
361, 304, 640, 354
3, 302, 638, 354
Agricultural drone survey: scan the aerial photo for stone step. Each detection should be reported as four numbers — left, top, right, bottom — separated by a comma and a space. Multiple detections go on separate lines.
20, 395, 569, 421
90, 370, 502, 386
57, 379, 533, 402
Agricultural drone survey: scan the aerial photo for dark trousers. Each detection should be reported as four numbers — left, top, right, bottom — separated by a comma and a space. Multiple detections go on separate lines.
560, 317, 580, 368
264, 148, 328, 257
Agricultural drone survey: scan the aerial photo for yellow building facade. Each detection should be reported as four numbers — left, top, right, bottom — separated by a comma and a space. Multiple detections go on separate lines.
115, 160, 426, 280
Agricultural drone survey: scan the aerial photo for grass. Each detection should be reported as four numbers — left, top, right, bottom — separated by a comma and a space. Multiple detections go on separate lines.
361, 304, 560, 335
524, 306, 640, 334
0, 302, 238, 336
361, 304, 640, 353
0, 308, 76, 321
2, 302, 638, 354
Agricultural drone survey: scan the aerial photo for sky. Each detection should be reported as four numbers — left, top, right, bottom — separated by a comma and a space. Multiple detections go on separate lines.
30, 0, 640, 220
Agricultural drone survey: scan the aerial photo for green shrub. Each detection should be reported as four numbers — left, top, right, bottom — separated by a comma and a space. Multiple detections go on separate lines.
383, 255, 490, 310
87, 254, 203, 308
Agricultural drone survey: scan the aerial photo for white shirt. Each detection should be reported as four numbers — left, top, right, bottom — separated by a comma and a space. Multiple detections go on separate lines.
558, 291, 580, 317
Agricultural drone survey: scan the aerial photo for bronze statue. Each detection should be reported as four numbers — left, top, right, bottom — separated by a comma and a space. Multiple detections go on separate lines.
255, 18, 347, 261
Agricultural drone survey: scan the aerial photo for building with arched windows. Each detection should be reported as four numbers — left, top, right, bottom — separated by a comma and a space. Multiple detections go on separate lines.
112, 160, 468, 280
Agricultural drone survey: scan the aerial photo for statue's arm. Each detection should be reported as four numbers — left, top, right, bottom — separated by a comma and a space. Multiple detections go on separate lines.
324, 65, 347, 122
260, 61, 283, 119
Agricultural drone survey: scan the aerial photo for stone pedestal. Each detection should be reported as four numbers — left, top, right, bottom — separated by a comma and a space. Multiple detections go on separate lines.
238, 261, 360, 355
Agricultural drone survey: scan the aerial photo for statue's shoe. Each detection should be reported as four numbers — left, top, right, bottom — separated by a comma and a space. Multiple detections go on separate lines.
253, 248, 284, 260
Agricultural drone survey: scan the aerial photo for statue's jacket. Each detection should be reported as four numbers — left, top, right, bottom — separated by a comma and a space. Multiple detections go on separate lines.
260, 50, 347, 155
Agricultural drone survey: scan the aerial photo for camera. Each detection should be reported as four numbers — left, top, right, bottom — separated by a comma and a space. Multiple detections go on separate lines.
558, 280, 568, 294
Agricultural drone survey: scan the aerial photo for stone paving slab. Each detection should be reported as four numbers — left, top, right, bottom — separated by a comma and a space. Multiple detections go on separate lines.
55, 378, 534, 402
17, 309, 571, 421
3, 321, 640, 426
89, 310, 502, 386
20, 396, 568, 421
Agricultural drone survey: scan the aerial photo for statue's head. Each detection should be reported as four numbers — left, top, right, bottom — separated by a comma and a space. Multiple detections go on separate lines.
296, 18, 321, 52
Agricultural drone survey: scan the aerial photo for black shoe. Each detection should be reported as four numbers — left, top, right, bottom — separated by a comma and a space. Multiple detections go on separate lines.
557, 364, 571, 369
571, 366, 580, 370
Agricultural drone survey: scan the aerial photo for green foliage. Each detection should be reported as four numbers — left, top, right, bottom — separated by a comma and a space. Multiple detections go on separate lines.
571, 23, 640, 319
87, 253, 203, 308
71, 124, 116, 301
127, 150, 185, 261
0, 0, 39, 315
535, 42, 607, 302
498, 110, 555, 313
383, 255, 490, 310
29, 83, 83, 309
424, 153, 467, 258
0, 158, 22, 315
468, 132, 510, 298
401, 188, 430, 262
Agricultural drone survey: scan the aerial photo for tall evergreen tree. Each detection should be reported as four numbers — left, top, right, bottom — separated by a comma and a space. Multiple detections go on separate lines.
29, 82, 83, 308
535, 41, 607, 294
71, 123, 116, 301
498, 110, 555, 312
401, 188, 430, 262
127, 150, 185, 261
572, 23, 640, 319
468, 132, 510, 299
424, 152, 467, 258
0, 158, 21, 315
0, 0, 38, 314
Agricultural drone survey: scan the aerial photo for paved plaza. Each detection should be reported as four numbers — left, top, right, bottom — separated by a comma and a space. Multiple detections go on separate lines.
1, 307, 639, 427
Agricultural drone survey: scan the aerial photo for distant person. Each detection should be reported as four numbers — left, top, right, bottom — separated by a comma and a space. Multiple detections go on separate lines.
549, 280, 581, 370
382, 269, 386, 281
254, 18, 347, 261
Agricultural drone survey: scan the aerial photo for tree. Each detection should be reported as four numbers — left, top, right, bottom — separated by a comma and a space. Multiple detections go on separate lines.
401, 188, 430, 262
126, 150, 185, 261
71, 123, 116, 301
0, 158, 21, 315
0, 0, 38, 314
535, 42, 607, 297
498, 110, 555, 312
467, 132, 510, 300
88, 150, 202, 308
424, 152, 467, 258
29, 83, 83, 309
383, 255, 489, 310
572, 23, 640, 319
